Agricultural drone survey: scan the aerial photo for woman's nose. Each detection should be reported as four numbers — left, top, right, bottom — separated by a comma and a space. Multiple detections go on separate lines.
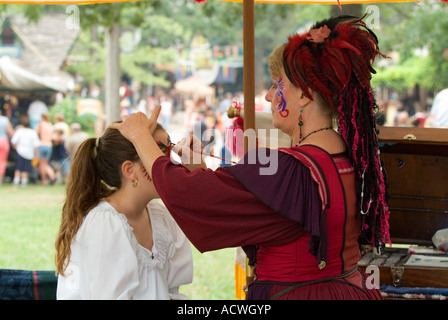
265, 88, 274, 102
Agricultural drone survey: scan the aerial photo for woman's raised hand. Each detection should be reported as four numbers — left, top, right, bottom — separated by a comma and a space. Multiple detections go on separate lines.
110, 105, 161, 142
172, 134, 207, 171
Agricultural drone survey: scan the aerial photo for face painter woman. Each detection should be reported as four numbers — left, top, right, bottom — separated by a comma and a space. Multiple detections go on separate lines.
110, 15, 389, 300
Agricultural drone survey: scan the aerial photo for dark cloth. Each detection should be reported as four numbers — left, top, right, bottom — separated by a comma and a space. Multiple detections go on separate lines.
15, 154, 32, 173
0, 269, 57, 300
51, 143, 69, 161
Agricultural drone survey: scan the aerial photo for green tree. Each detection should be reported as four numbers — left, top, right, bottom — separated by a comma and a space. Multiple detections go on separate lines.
372, 1, 448, 92
0, 3, 44, 22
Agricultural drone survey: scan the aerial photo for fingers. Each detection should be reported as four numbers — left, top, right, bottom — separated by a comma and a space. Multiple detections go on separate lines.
173, 135, 204, 155
150, 105, 161, 123
191, 134, 204, 152
171, 136, 189, 157
108, 121, 121, 130
172, 135, 207, 171
108, 112, 152, 142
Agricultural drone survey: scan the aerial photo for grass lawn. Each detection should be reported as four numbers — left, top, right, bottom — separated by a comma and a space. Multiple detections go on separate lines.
0, 183, 236, 300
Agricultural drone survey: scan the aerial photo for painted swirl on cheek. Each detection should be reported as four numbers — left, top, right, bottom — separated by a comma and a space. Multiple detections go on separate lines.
274, 78, 289, 117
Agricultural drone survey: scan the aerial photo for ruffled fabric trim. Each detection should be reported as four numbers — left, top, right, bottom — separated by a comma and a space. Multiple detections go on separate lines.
98, 201, 172, 270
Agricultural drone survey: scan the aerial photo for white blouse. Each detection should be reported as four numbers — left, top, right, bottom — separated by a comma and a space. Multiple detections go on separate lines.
57, 200, 193, 300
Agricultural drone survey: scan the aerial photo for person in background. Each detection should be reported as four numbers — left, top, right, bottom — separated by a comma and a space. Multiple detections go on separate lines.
27, 97, 48, 129
65, 122, 89, 165
51, 129, 70, 184
0, 110, 14, 184
159, 95, 173, 130
426, 88, 448, 128
51, 114, 70, 183
55, 123, 192, 300
53, 113, 70, 138
11, 115, 39, 187
35, 113, 55, 185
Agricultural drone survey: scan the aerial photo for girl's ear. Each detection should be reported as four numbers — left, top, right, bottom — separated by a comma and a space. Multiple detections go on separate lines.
121, 160, 137, 181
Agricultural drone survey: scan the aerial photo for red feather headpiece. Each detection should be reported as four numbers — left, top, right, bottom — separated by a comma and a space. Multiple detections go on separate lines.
283, 16, 385, 107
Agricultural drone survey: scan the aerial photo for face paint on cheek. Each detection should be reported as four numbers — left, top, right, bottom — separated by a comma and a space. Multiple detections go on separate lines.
274, 78, 289, 118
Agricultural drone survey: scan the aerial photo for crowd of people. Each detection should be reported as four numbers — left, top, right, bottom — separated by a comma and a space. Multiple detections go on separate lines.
1, 83, 447, 189
375, 87, 448, 128
0, 100, 89, 187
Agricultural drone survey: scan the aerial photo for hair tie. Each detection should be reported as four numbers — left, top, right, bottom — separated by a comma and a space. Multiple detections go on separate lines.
101, 179, 118, 191
93, 137, 100, 159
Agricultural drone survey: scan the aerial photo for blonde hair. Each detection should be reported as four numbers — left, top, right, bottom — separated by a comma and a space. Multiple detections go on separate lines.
268, 43, 287, 77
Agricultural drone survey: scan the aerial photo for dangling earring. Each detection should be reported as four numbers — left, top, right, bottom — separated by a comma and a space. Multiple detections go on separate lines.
298, 109, 304, 141
132, 178, 138, 188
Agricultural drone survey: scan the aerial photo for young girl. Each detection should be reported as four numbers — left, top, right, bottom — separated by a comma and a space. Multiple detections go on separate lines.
35, 113, 55, 185
11, 115, 39, 187
55, 124, 193, 300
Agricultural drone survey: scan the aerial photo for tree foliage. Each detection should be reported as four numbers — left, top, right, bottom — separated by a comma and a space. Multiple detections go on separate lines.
2, 1, 447, 94
373, 1, 448, 91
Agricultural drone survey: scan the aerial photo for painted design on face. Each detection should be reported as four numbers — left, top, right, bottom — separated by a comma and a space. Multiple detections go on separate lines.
142, 166, 151, 181
274, 78, 288, 117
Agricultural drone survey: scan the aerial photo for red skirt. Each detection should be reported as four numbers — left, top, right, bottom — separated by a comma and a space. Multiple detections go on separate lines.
247, 270, 382, 300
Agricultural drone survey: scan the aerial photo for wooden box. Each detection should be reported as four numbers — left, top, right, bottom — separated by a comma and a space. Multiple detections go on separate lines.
358, 126, 448, 293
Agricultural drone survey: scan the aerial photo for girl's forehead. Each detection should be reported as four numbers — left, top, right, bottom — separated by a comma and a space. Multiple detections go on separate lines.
153, 129, 168, 140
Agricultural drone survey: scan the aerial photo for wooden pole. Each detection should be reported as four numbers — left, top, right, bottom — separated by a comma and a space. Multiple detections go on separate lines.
242, 0, 256, 296
243, 0, 255, 154
105, 21, 121, 125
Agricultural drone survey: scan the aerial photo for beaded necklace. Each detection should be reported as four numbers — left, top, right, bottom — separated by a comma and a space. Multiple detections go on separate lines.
299, 127, 332, 144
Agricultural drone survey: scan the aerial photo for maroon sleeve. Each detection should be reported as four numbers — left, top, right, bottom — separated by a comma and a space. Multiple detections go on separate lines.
152, 156, 304, 253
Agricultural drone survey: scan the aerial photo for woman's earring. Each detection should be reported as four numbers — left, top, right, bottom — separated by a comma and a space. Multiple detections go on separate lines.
132, 178, 138, 188
298, 109, 304, 141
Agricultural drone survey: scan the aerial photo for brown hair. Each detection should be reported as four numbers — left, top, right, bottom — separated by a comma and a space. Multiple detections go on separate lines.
54, 124, 140, 276
41, 113, 50, 122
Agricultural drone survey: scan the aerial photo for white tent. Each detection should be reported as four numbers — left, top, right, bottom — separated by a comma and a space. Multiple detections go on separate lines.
0, 56, 74, 92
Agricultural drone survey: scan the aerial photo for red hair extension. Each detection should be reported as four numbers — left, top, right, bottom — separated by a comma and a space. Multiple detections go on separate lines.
350, 87, 360, 156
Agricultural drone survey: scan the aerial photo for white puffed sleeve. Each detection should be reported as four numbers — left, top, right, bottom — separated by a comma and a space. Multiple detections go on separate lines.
75, 207, 140, 299
148, 201, 193, 300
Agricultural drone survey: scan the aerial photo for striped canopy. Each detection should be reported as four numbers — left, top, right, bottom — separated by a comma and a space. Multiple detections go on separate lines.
0, 0, 424, 3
